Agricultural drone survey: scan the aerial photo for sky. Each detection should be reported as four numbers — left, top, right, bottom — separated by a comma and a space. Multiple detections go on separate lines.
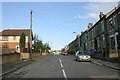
1, 1, 119, 50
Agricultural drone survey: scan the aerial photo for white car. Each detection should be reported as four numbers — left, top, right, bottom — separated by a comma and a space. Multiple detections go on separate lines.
52, 51, 60, 55
74, 51, 91, 62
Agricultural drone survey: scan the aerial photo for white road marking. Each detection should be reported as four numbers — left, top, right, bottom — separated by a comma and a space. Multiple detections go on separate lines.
62, 69, 67, 79
59, 58, 63, 67
59, 58, 61, 63
60, 62, 63, 68
59, 58, 67, 80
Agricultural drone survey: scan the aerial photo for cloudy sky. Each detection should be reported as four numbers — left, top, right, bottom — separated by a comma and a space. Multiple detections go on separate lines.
1, 0, 119, 50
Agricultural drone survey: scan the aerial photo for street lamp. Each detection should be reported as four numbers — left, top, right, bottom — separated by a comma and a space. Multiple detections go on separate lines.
73, 32, 80, 49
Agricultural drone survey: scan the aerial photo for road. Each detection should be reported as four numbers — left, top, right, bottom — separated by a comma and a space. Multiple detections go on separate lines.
3, 54, 119, 79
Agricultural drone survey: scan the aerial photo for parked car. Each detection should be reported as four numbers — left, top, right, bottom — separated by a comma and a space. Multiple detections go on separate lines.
61, 52, 68, 56
84, 49, 96, 58
74, 51, 91, 62
52, 51, 60, 55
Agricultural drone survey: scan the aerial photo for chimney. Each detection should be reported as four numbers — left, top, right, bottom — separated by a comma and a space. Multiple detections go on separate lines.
88, 23, 93, 29
81, 31, 83, 34
99, 12, 104, 19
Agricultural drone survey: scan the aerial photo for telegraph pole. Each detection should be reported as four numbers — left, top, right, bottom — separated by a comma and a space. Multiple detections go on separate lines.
30, 10, 32, 60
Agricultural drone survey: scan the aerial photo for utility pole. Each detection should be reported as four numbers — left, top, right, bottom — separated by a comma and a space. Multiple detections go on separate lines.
30, 10, 32, 60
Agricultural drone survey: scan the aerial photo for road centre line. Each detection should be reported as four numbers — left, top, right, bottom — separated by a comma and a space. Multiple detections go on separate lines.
62, 69, 67, 79
58, 58, 67, 79
60, 62, 63, 68
59, 58, 61, 63
59, 58, 63, 67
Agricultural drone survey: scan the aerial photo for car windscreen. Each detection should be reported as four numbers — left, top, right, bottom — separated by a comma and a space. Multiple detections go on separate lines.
77, 52, 85, 55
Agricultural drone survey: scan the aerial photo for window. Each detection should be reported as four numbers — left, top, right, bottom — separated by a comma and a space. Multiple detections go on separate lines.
102, 36, 105, 48
109, 18, 113, 30
115, 33, 119, 49
93, 27, 95, 37
113, 16, 116, 27
85, 34, 87, 39
116, 35, 119, 49
101, 20, 104, 32
110, 36, 115, 49
85, 43, 87, 49
2, 43, 8, 48
119, 12, 120, 27
13, 36, 16, 40
91, 29, 93, 39
97, 37, 100, 49
2, 36, 8, 41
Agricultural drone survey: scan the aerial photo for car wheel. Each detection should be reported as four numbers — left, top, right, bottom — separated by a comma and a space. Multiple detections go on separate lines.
76, 59, 79, 62
74, 58, 76, 61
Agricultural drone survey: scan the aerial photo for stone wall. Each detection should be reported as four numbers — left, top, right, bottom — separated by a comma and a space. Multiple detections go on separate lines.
20, 53, 42, 60
1, 53, 20, 64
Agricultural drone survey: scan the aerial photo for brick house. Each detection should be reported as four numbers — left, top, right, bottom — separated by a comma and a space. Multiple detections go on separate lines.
0, 29, 33, 50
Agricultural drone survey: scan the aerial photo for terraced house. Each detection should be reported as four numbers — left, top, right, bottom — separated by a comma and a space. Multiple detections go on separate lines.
105, 6, 120, 60
68, 4, 120, 61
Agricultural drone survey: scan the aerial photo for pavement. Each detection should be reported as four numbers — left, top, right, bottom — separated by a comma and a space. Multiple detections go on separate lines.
91, 58, 120, 70
0, 55, 45, 77
69, 54, 120, 70
1, 59, 32, 77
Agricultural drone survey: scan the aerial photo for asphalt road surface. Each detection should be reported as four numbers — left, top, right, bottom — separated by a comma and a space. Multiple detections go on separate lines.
3, 54, 119, 79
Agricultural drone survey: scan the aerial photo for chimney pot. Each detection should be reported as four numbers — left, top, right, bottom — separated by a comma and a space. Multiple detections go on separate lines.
99, 12, 104, 19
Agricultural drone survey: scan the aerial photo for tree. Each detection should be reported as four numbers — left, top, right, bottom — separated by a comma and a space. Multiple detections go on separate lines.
33, 34, 51, 52
33, 34, 43, 49
42, 43, 51, 51
20, 32, 26, 48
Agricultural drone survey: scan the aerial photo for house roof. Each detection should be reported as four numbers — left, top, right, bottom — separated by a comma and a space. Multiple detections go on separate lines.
0, 29, 31, 36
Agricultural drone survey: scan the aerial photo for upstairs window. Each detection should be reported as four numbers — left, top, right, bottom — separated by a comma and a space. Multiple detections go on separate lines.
109, 18, 113, 30
91, 29, 94, 39
85, 34, 87, 40
13, 36, 16, 40
101, 20, 104, 32
119, 12, 120, 27
93, 27, 95, 37
113, 15, 116, 27
2, 36, 8, 41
